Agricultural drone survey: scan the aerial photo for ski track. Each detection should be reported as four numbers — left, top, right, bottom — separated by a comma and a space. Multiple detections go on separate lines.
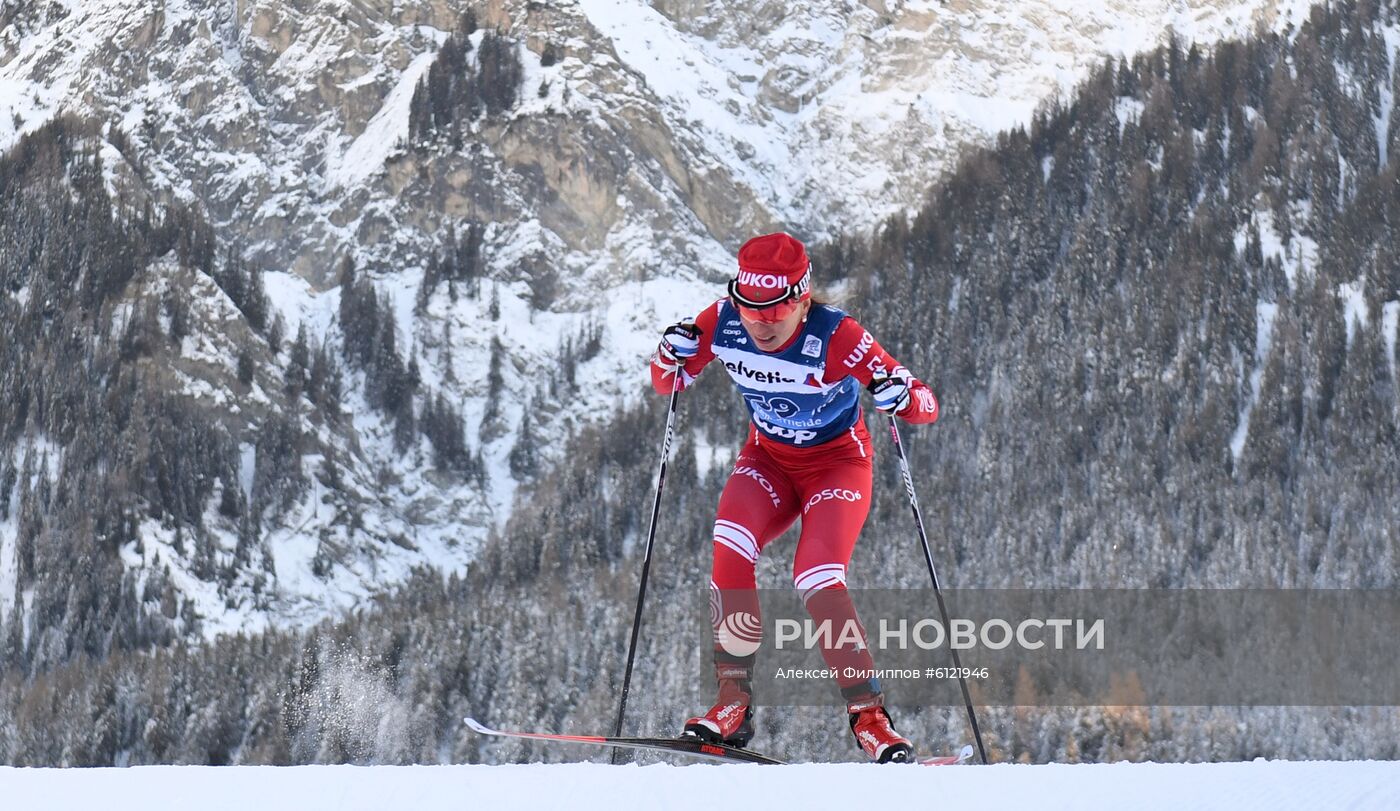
2, 760, 1399, 810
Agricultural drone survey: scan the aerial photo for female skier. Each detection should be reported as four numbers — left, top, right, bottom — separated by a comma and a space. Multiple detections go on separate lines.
650, 232, 940, 763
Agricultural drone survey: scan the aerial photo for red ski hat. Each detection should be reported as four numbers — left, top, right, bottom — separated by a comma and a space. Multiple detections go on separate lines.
730, 233, 812, 322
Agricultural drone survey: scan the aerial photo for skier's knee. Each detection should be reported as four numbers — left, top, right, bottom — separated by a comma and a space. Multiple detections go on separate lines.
713, 519, 760, 565
793, 563, 848, 603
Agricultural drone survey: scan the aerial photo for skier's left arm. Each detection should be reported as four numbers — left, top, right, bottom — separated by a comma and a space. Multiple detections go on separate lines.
825, 316, 939, 424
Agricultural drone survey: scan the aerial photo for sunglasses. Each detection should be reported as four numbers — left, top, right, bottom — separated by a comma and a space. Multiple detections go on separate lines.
727, 268, 809, 323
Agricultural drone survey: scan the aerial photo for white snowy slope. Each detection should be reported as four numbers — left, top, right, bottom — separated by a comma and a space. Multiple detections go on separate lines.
576, 0, 1321, 231
0, 0, 1327, 632
2, 759, 1399, 811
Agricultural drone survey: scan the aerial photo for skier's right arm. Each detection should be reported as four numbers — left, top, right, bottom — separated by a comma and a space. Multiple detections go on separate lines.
650, 300, 722, 394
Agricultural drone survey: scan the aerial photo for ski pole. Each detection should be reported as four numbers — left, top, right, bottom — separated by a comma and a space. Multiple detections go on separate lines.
885, 415, 989, 764
611, 364, 684, 759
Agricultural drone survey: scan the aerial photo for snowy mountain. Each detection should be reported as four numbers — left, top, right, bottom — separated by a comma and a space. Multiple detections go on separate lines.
0, 0, 1324, 635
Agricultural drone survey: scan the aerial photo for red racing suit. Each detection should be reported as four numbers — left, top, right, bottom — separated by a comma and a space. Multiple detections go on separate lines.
651, 299, 938, 699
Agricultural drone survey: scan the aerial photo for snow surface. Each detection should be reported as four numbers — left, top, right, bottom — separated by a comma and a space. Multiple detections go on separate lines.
1230, 301, 1278, 461
1384, 301, 1399, 377
1376, 26, 1399, 170
1339, 279, 1370, 348
0, 434, 59, 624
324, 46, 441, 190
1, 759, 1399, 810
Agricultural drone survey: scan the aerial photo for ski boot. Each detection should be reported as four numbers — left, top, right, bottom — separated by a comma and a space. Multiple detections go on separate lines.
682, 662, 755, 748
845, 687, 913, 763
